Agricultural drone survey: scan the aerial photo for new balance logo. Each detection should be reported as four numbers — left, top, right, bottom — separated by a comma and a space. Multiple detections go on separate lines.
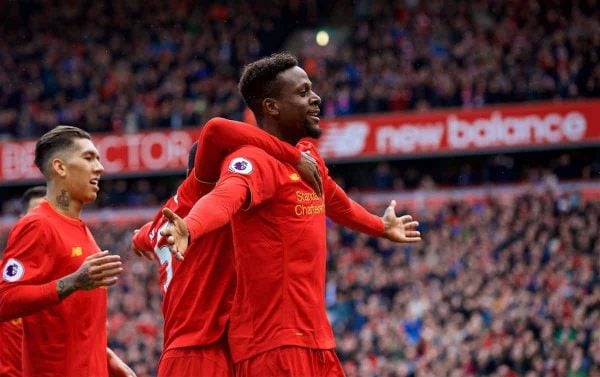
318, 121, 369, 158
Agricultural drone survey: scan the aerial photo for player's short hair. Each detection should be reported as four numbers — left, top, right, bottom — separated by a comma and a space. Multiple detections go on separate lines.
21, 185, 46, 214
238, 52, 299, 117
34, 126, 91, 177
187, 141, 198, 175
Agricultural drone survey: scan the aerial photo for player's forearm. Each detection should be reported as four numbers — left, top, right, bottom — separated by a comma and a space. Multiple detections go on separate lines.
132, 221, 153, 253
326, 186, 384, 237
184, 176, 249, 243
0, 281, 59, 321
194, 117, 301, 183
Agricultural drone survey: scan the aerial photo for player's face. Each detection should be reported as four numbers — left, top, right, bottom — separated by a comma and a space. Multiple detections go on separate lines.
61, 138, 104, 204
273, 66, 322, 141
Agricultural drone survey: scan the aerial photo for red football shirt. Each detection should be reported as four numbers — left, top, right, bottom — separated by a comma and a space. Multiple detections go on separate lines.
0, 316, 22, 377
183, 142, 384, 363
133, 176, 236, 352
224, 145, 334, 362
0, 200, 108, 377
131, 117, 305, 352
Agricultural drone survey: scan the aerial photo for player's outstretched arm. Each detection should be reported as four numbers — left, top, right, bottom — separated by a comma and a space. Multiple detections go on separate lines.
161, 174, 250, 260
325, 179, 421, 242
107, 347, 137, 377
380, 200, 421, 243
194, 118, 322, 196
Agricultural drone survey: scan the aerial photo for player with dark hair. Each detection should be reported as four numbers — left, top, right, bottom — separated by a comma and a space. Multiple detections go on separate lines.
0, 185, 46, 377
20, 186, 47, 215
0, 126, 135, 377
161, 53, 420, 376
133, 118, 322, 376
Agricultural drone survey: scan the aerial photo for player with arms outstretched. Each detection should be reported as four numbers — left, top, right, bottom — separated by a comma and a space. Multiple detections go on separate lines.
161, 53, 421, 377
132, 118, 322, 377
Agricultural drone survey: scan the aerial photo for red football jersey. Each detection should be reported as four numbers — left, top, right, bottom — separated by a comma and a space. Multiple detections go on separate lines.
0, 200, 108, 377
182, 141, 385, 363
132, 117, 307, 353
133, 176, 236, 352
0, 317, 22, 377
218, 144, 338, 362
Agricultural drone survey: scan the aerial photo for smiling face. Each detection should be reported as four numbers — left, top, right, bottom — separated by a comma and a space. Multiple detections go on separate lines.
55, 138, 104, 205
270, 66, 322, 143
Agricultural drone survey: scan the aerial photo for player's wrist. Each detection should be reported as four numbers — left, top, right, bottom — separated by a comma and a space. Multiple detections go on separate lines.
380, 217, 390, 238
56, 274, 78, 300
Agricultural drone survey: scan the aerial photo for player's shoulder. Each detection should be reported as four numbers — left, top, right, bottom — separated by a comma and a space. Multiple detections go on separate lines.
205, 116, 244, 128
5, 210, 49, 246
12, 207, 48, 230
227, 145, 274, 161
223, 146, 274, 177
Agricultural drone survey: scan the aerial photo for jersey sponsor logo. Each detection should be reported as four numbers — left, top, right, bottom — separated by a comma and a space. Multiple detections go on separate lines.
2, 258, 25, 282
294, 190, 324, 216
289, 173, 301, 181
228, 158, 253, 175
71, 246, 83, 257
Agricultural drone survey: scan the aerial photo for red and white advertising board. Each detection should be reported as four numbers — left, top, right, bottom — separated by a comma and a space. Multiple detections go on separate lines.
1, 100, 598, 183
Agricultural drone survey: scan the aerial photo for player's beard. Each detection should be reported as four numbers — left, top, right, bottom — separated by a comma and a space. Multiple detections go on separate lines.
304, 121, 322, 139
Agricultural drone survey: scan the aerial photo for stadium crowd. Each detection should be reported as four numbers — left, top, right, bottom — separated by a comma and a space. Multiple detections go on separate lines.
0, 1, 599, 376
76, 187, 597, 377
0, 0, 599, 138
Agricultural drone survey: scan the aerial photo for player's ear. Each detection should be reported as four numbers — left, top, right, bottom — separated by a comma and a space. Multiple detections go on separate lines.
263, 98, 279, 116
51, 157, 67, 178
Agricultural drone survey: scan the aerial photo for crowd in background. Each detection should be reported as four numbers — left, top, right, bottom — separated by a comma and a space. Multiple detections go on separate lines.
0, 1, 599, 376
0, 0, 599, 138
3, 189, 593, 377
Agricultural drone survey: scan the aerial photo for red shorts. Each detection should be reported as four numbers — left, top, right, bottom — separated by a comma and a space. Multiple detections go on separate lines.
234, 346, 345, 377
158, 339, 233, 377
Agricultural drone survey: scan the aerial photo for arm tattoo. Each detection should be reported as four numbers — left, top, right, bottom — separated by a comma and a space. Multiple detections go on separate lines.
57, 276, 77, 300
57, 189, 70, 210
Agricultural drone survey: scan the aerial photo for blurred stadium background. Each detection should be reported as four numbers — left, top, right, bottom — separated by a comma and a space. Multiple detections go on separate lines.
1, 0, 599, 376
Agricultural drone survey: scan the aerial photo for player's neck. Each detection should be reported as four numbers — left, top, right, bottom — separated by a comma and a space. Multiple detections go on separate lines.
46, 184, 83, 219
260, 119, 299, 146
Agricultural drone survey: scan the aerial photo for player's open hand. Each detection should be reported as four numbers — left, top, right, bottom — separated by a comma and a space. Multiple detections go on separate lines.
160, 208, 189, 261
107, 347, 137, 377
57, 251, 123, 300
294, 151, 323, 197
381, 200, 422, 243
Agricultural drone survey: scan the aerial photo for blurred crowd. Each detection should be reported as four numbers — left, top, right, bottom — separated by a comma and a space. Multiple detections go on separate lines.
326, 191, 598, 376
1, 0, 599, 138
311, 0, 600, 117
74, 189, 598, 377
4, 147, 597, 217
